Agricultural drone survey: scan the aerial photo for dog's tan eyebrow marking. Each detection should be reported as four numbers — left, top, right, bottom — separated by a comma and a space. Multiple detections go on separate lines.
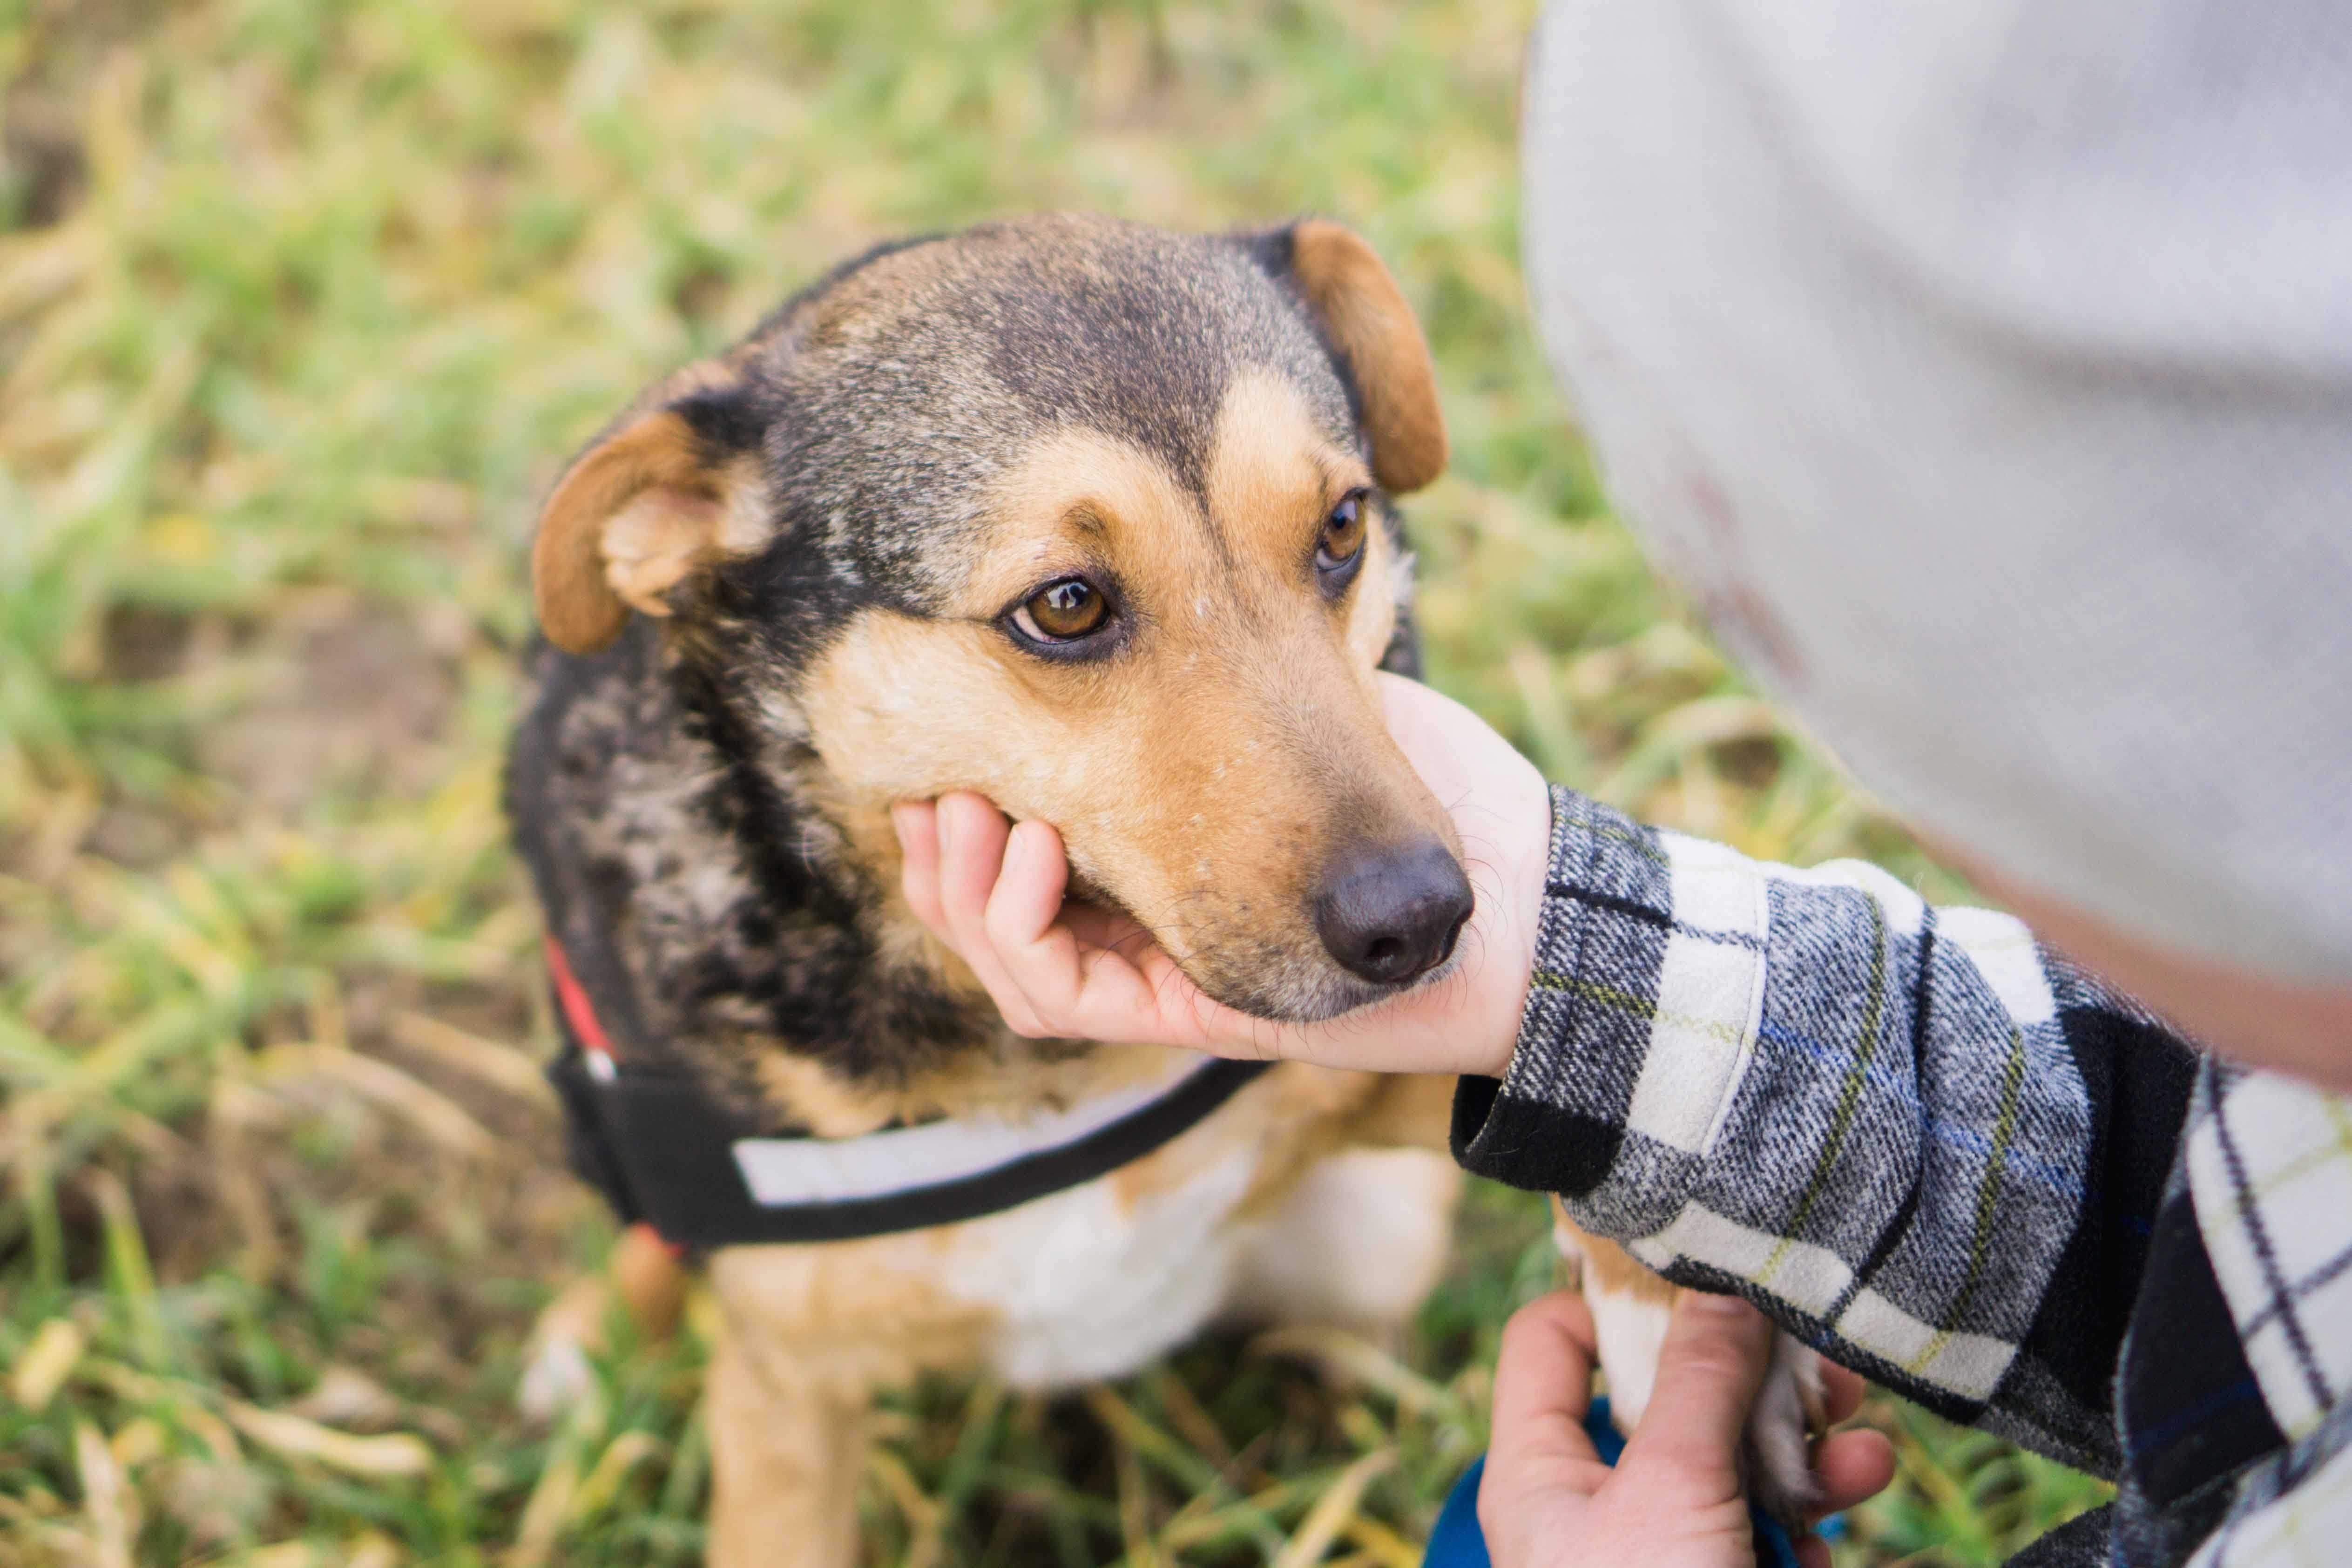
963, 426, 1201, 619
1205, 368, 1371, 574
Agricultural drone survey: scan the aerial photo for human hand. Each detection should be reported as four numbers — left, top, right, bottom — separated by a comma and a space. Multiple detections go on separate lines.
1480, 1291, 1895, 1568
891, 672, 1549, 1079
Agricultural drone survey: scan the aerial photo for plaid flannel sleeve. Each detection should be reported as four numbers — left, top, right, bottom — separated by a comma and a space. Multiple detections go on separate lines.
1454, 787, 2201, 1473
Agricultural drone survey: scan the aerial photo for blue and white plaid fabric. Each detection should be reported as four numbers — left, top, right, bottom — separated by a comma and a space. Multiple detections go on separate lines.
1455, 788, 2352, 1568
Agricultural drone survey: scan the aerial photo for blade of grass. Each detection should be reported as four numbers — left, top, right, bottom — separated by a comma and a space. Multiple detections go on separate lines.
86, 1169, 167, 1372
1271, 1447, 1394, 1568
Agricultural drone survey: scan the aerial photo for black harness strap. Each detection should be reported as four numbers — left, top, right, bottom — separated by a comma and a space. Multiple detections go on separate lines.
543, 936, 1270, 1250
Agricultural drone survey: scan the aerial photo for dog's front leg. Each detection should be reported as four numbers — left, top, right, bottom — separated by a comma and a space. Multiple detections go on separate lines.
519, 1225, 690, 1422
706, 1325, 871, 1568
1552, 1207, 1826, 1527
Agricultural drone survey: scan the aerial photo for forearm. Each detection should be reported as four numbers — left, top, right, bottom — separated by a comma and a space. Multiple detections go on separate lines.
1455, 788, 2197, 1472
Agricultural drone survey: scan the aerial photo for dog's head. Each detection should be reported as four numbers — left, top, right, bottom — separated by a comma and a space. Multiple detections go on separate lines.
531, 214, 1468, 1023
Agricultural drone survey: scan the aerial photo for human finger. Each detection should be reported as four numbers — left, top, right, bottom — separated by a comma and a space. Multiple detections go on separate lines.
1057, 904, 1242, 1044
1485, 1291, 1611, 1494
1810, 1427, 1895, 1516
1617, 1293, 1774, 1486
982, 856, 1302, 1058
931, 792, 1008, 939
964, 820, 1245, 1051
978, 818, 1116, 1032
1790, 1424, 1898, 1568
982, 819, 1075, 955
893, 801, 945, 929
932, 793, 1048, 1035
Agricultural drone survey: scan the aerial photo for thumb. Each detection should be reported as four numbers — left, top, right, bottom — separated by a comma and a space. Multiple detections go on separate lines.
1618, 1291, 1775, 1487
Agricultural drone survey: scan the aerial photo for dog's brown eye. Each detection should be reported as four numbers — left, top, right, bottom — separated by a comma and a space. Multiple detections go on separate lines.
1013, 577, 1109, 642
1317, 492, 1368, 576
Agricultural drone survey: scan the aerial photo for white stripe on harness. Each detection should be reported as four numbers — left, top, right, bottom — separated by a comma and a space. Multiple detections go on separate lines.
729, 1054, 1213, 1208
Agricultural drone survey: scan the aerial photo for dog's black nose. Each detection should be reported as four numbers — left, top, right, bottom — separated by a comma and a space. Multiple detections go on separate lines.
1312, 838, 1474, 986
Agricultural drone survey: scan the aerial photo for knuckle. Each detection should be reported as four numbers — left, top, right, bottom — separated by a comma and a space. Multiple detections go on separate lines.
1670, 1343, 1753, 1384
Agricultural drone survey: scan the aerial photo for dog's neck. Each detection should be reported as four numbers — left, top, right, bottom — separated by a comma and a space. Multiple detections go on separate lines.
516, 622, 1138, 1134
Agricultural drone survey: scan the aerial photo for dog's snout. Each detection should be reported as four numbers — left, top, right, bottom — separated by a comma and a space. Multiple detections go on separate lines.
1311, 838, 1473, 986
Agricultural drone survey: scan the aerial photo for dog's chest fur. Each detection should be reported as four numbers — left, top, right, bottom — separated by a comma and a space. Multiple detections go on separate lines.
887, 1104, 1264, 1386
700, 1058, 1428, 1390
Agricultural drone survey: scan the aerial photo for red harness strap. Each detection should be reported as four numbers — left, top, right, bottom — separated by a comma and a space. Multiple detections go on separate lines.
544, 933, 617, 1061
544, 933, 679, 1256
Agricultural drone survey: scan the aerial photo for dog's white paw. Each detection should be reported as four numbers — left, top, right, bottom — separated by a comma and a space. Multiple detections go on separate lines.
517, 1272, 611, 1424
1742, 1332, 1826, 1527
1585, 1282, 1672, 1432
517, 1332, 597, 1423
1560, 1223, 1826, 1527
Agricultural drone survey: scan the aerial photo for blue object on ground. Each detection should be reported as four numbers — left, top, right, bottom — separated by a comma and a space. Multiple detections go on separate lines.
1423, 1453, 1492, 1568
1421, 1396, 1818, 1568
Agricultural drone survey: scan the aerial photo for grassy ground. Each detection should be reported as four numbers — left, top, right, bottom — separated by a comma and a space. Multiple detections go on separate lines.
0, 2, 2113, 1563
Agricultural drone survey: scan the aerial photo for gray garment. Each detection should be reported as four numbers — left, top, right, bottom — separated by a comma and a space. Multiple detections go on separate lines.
1456, 788, 2352, 1566
1520, 0, 2352, 980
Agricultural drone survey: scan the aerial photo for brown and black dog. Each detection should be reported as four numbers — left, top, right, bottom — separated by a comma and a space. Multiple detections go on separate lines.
505, 213, 1818, 1565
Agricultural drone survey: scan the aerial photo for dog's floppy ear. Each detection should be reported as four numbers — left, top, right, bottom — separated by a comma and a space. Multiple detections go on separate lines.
1259, 219, 1447, 494
531, 373, 770, 655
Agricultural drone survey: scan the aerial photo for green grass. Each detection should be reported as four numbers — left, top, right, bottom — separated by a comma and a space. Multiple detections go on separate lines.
0, 2, 2109, 1562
